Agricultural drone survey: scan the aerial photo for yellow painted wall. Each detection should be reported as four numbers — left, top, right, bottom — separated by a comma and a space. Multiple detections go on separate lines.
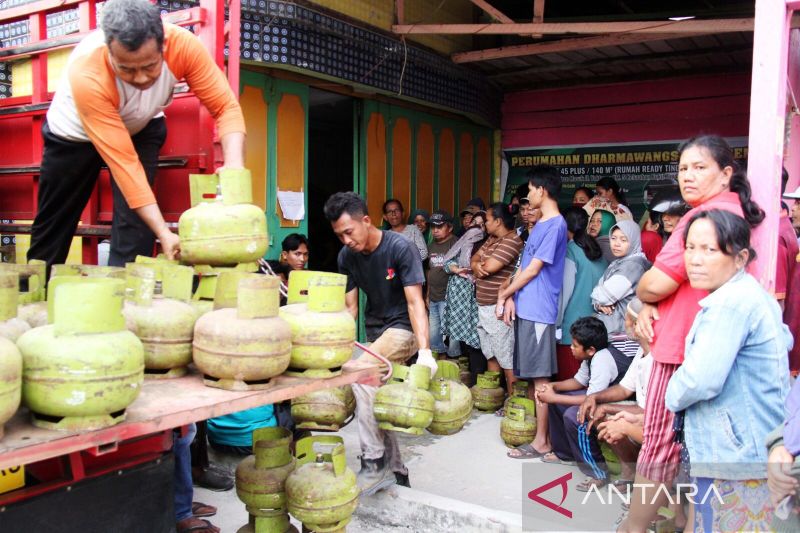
14, 222, 82, 264
310, 0, 473, 54
438, 128, 455, 215
240, 85, 268, 210
415, 123, 434, 213
458, 132, 474, 209
391, 117, 412, 211
276, 93, 306, 227
11, 48, 72, 95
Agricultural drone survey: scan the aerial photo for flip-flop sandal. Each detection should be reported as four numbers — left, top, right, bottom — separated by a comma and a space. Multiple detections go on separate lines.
506, 443, 545, 459
177, 518, 219, 533
192, 501, 217, 518
576, 477, 608, 492
611, 478, 633, 490
541, 452, 575, 465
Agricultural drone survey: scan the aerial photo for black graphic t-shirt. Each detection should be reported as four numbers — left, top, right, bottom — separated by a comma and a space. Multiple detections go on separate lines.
426, 235, 456, 302
338, 230, 425, 341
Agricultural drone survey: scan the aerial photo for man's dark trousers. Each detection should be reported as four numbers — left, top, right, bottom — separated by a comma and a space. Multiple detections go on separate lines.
28, 117, 166, 269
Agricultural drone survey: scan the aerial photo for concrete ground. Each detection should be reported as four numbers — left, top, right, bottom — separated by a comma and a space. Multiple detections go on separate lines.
195, 409, 627, 533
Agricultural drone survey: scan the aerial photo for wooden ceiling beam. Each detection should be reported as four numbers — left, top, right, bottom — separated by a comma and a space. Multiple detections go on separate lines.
452, 32, 696, 63
470, 0, 514, 24
501, 65, 752, 92
394, 17, 757, 35
395, 0, 404, 25
532, 0, 545, 38
488, 44, 754, 80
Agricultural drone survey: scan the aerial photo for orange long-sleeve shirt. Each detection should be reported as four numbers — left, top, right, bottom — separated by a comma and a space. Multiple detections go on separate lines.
47, 23, 246, 209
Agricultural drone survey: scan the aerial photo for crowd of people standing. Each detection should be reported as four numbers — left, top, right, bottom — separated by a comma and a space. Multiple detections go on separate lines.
197, 133, 800, 532
354, 134, 800, 532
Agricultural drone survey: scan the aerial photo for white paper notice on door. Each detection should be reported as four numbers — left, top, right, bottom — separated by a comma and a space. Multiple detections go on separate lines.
277, 190, 305, 221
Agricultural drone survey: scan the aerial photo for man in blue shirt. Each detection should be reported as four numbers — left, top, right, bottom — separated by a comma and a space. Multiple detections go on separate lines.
498, 165, 568, 459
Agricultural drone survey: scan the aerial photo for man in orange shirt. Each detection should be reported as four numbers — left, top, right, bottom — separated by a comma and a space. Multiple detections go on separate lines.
28, 0, 246, 270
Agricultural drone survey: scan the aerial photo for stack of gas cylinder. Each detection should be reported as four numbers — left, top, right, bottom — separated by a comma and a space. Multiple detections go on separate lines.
0, 266, 145, 432
0, 169, 360, 436
178, 169, 268, 315
235, 429, 358, 533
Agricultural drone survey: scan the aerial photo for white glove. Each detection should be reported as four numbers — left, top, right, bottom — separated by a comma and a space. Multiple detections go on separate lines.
416, 348, 438, 378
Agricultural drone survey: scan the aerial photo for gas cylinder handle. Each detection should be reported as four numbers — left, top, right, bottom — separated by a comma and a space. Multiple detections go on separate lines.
294, 435, 345, 467
506, 405, 525, 422
330, 441, 347, 477
510, 397, 536, 418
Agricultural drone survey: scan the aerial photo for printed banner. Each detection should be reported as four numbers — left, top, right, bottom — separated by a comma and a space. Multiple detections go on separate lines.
504, 139, 748, 220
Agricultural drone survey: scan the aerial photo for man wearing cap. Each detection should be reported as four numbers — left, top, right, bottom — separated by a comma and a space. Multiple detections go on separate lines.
456, 197, 485, 237
427, 210, 458, 358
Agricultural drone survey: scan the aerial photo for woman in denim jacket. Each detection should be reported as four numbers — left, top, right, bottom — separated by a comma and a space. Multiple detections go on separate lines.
665, 209, 792, 532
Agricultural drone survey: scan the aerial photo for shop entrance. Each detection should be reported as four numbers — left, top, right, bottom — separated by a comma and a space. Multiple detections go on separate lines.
307, 89, 355, 273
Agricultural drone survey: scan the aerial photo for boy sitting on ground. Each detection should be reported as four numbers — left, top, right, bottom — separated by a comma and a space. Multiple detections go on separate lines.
578, 298, 652, 488
535, 316, 632, 491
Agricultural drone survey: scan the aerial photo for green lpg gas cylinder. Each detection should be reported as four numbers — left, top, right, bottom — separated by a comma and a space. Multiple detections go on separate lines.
471, 371, 505, 412
500, 398, 537, 447
286, 436, 358, 533
284, 270, 344, 305
279, 273, 355, 377
50, 264, 126, 279
503, 380, 529, 411
17, 264, 128, 329
9, 261, 47, 328
427, 360, 472, 435
0, 271, 30, 341
235, 427, 297, 533
5, 260, 46, 305
428, 377, 473, 436
0, 336, 22, 440
179, 170, 268, 266
291, 379, 356, 432
190, 263, 259, 317
123, 264, 198, 378
193, 275, 291, 390
18, 278, 144, 431
373, 364, 435, 435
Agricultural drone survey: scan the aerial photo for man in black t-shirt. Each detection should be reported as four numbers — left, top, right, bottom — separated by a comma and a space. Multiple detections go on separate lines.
324, 192, 437, 496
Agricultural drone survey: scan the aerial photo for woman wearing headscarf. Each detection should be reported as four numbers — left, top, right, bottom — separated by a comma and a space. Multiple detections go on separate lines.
408, 208, 432, 245
586, 209, 617, 263
590, 220, 651, 357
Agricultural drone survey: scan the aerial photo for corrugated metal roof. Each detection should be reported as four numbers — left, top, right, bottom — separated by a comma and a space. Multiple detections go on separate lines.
451, 1, 756, 90
478, 33, 753, 90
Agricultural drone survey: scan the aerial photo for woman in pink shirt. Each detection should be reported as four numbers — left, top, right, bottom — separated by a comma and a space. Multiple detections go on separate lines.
619, 135, 765, 532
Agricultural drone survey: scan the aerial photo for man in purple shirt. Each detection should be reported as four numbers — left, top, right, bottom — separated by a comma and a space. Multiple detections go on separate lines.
498, 165, 568, 458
